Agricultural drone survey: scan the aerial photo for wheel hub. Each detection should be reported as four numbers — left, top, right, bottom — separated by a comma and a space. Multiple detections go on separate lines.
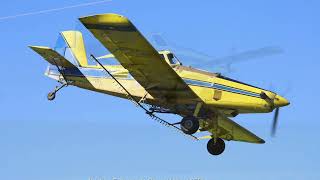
180, 116, 199, 135
183, 120, 193, 129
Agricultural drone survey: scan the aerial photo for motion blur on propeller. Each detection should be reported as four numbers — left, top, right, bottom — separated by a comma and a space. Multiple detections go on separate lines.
30, 13, 290, 156
259, 90, 289, 137
150, 33, 284, 74
272, 107, 280, 136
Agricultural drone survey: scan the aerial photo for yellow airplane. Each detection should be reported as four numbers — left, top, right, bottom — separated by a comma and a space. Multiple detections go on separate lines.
30, 13, 290, 156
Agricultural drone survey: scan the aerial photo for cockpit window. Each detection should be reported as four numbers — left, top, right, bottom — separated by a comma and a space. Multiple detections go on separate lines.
159, 52, 181, 65
159, 54, 166, 60
167, 53, 179, 65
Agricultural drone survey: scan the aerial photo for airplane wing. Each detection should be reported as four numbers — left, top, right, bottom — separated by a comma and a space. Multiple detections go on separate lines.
200, 111, 265, 144
79, 14, 199, 101
79, 14, 264, 143
29, 46, 75, 68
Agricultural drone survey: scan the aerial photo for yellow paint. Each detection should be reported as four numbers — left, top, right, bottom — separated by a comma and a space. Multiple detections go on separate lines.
61, 31, 88, 67
31, 13, 290, 145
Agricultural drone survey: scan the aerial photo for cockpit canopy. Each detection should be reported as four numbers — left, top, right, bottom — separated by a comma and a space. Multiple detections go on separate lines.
158, 50, 181, 65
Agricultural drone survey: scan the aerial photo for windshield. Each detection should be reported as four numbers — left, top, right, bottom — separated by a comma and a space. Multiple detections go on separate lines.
166, 53, 181, 65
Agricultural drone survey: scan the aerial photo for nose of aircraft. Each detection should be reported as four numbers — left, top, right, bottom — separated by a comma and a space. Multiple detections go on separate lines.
274, 95, 290, 107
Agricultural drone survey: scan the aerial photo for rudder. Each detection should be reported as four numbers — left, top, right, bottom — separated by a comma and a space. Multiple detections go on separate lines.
61, 31, 89, 67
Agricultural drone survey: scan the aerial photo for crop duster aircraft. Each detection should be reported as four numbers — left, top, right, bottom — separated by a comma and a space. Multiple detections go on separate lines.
30, 13, 290, 156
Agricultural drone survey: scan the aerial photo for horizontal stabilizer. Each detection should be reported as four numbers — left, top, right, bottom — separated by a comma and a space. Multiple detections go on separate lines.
97, 53, 115, 59
29, 46, 74, 68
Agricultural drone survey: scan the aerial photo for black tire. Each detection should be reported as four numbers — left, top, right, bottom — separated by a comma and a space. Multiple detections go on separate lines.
47, 92, 56, 101
207, 138, 225, 156
180, 116, 199, 135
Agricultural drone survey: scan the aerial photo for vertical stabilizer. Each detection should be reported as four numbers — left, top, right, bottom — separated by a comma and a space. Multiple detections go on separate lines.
61, 31, 88, 67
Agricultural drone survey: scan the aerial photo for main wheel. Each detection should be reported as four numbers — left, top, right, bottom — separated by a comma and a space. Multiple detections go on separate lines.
207, 138, 225, 156
180, 116, 199, 135
47, 92, 56, 101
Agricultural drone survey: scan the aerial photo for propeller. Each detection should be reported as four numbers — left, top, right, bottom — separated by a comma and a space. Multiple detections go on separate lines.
260, 92, 282, 137
149, 33, 284, 74
271, 107, 280, 137
267, 83, 291, 137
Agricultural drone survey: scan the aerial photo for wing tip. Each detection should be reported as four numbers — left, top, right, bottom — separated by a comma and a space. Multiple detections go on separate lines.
28, 45, 51, 52
257, 138, 266, 144
79, 13, 129, 26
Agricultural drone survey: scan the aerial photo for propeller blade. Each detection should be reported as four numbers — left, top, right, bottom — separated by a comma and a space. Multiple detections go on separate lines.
150, 33, 284, 74
271, 108, 280, 137
197, 46, 284, 66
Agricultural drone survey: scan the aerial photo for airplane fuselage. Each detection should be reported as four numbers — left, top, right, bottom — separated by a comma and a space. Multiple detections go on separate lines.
46, 64, 288, 116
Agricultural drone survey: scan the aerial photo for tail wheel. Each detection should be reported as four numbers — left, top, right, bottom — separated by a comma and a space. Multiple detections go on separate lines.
180, 116, 199, 135
207, 138, 225, 156
47, 92, 56, 101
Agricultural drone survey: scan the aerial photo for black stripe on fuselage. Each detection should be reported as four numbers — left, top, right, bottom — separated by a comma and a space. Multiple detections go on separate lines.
183, 78, 262, 98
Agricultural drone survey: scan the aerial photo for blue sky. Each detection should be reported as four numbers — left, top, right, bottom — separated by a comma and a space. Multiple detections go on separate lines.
0, 0, 319, 179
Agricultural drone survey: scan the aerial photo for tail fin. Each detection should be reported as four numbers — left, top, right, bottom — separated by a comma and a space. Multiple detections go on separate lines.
61, 31, 89, 67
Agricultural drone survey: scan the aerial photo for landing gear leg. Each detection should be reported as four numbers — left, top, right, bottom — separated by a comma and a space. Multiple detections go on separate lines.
207, 138, 225, 156
47, 83, 67, 101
